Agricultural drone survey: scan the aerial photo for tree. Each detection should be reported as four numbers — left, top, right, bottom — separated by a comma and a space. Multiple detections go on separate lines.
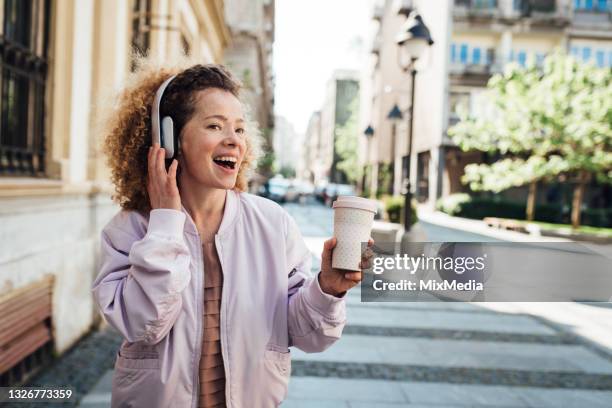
334, 96, 362, 185
279, 165, 295, 179
449, 50, 612, 227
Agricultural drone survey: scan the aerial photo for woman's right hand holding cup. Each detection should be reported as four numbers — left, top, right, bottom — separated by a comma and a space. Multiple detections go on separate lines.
147, 143, 181, 211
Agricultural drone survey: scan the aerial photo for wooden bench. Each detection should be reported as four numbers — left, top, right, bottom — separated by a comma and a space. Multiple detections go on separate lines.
0, 275, 54, 385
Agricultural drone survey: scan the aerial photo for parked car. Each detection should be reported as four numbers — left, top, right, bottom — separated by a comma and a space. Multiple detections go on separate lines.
322, 183, 338, 206
292, 180, 315, 203
267, 177, 291, 203
324, 183, 356, 206
314, 182, 329, 203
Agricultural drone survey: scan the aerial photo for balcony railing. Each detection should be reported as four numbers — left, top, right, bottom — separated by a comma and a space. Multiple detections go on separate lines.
450, 44, 500, 75
454, 0, 500, 18
455, 0, 498, 9
513, 0, 557, 14
573, 0, 612, 12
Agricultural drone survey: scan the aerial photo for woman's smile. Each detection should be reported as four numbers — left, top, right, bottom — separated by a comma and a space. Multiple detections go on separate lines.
212, 153, 241, 175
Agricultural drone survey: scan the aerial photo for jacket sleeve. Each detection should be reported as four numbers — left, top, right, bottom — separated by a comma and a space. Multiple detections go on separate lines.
285, 212, 346, 353
91, 209, 191, 345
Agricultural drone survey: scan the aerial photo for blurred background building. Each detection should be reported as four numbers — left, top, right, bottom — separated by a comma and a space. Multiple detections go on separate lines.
224, 0, 275, 145
273, 115, 301, 177
301, 69, 359, 186
360, 0, 612, 206
301, 111, 322, 183
0, 0, 274, 385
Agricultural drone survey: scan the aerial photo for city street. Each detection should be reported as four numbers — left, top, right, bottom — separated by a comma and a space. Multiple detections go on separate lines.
69, 200, 612, 407
2, 1, 610, 407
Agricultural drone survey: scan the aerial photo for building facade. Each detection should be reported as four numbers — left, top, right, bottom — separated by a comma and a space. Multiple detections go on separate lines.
0, 0, 231, 384
301, 111, 323, 183
362, 0, 612, 206
273, 115, 301, 175
359, 0, 414, 198
223, 0, 275, 145
319, 70, 360, 185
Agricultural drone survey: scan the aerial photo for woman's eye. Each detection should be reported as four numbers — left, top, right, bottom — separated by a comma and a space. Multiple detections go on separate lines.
236, 128, 245, 135
208, 124, 221, 130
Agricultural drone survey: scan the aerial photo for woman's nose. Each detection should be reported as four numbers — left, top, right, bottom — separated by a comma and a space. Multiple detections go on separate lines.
223, 129, 243, 146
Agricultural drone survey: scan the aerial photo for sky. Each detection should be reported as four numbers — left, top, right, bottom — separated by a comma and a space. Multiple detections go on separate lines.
273, 0, 372, 134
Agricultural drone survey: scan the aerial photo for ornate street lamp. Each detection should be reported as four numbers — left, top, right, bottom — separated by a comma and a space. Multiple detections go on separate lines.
387, 104, 403, 196
395, 11, 433, 232
362, 125, 375, 197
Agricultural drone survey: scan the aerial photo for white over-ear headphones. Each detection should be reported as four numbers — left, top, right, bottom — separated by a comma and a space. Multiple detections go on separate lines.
151, 75, 177, 159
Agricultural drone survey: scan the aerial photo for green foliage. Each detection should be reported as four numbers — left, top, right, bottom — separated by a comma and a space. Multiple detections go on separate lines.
437, 193, 612, 228
257, 149, 276, 176
384, 195, 404, 223
242, 68, 253, 89
376, 162, 393, 197
335, 96, 362, 184
462, 156, 570, 193
448, 50, 612, 227
435, 193, 472, 215
361, 164, 372, 198
279, 166, 296, 178
380, 194, 417, 226
436, 194, 565, 224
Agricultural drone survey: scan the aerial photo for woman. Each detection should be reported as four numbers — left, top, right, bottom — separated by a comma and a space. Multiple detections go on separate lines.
92, 63, 373, 408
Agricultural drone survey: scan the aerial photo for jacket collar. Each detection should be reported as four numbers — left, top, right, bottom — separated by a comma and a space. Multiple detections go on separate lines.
181, 189, 240, 238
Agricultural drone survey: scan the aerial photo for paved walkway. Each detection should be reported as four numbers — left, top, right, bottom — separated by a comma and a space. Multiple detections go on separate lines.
76, 201, 612, 407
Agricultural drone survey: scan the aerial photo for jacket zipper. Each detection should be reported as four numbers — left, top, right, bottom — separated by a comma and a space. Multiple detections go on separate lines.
215, 235, 231, 407
192, 235, 204, 408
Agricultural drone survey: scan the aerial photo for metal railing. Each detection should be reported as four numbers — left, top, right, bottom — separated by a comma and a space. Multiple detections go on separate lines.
455, 0, 499, 10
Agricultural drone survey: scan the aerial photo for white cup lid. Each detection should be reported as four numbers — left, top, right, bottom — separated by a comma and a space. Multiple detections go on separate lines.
332, 195, 378, 214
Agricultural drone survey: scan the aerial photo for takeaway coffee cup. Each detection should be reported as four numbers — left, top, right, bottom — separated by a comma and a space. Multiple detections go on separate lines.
331, 196, 378, 271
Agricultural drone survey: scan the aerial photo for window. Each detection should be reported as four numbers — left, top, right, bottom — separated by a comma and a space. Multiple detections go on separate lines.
450, 43, 457, 63
570, 46, 579, 57
485, 48, 494, 65
0, 0, 50, 176
536, 52, 546, 66
582, 46, 591, 61
517, 50, 527, 67
574, 0, 610, 9
131, 0, 152, 70
596, 50, 605, 67
460, 44, 468, 63
472, 47, 481, 64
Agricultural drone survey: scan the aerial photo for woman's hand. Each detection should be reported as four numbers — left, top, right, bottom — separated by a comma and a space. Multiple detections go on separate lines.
147, 143, 181, 211
318, 237, 375, 297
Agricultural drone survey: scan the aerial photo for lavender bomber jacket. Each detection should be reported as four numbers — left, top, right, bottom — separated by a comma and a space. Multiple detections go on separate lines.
91, 189, 347, 407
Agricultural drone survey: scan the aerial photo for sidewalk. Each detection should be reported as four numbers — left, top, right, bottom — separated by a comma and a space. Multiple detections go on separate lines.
75, 202, 612, 407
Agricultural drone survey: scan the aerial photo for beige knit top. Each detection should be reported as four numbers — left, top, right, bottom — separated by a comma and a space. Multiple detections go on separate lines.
198, 241, 227, 408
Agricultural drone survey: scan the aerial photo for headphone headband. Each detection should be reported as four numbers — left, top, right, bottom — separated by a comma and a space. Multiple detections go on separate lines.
151, 75, 177, 157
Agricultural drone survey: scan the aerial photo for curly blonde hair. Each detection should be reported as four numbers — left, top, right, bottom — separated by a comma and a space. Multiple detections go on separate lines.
99, 56, 262, 215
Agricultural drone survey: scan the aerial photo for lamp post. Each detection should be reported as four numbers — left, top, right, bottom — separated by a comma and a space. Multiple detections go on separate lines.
395, 11, 433, 232
387, 104, 403, 196
362, 125, 374, 197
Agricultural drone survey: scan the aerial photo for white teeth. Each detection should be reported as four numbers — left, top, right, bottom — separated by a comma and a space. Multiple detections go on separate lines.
214, 156, 237, 162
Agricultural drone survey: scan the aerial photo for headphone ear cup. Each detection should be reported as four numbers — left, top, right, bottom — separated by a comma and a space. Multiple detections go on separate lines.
161, 116, 174, 158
